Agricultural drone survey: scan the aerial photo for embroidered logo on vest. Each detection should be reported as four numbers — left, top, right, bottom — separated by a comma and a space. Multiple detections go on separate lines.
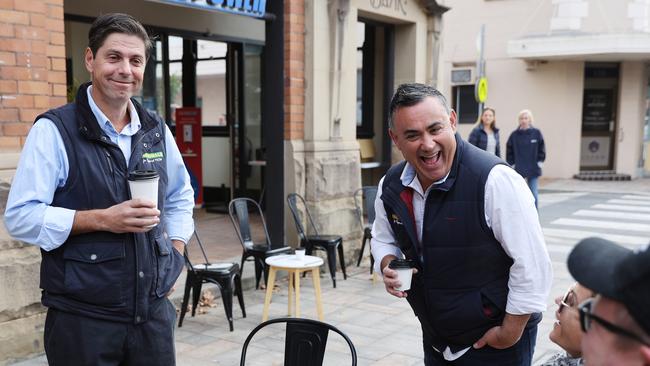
142, 151, 163, 163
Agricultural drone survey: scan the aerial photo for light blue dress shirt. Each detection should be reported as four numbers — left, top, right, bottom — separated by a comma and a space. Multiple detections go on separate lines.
4, 86, 195, 251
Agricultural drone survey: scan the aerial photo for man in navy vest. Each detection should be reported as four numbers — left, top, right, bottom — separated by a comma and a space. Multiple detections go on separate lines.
4, 13, 194, 365
371, 83, 552, 365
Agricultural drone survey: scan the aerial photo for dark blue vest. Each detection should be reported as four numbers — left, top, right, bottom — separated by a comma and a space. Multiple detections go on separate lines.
37, 82, 184, 324
381, 135, 513, 351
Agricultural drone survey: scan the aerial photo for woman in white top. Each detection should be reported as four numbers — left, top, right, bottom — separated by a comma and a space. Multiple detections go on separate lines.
468, 107, 500, 157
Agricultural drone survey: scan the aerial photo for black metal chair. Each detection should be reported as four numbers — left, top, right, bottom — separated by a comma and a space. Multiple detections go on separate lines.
240, 317, 357, 366
286, 193, 347, 288
178, 231, 246, 331
228, 197, 292, 289
353, 186, 377, 274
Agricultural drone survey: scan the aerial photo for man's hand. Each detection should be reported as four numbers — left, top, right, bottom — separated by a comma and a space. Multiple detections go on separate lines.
380, 255, 418, 298
473, 313, 530, 349
166, 240, 186, 297
72, 199, 160, 235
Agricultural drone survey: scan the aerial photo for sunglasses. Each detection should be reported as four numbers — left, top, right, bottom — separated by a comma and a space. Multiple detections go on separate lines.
558, 286, 576, 314
579, 298, 650, 347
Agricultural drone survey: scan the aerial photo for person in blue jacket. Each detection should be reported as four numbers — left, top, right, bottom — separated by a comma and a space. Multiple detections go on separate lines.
506, 109, 546, 208
468, 107, 500, 157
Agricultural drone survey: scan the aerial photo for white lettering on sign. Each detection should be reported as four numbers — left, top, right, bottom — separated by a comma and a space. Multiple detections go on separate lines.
370, 0, 407, 16
150, 0, 267, 18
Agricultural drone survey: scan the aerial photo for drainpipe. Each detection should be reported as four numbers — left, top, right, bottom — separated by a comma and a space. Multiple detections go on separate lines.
328, 0, 349, 141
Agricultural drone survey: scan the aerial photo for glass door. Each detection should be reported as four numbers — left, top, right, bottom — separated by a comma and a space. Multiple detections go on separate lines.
580, 63, 619, 171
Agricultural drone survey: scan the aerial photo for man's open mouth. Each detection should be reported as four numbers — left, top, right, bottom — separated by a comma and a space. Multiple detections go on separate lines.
420, 151, 440, 166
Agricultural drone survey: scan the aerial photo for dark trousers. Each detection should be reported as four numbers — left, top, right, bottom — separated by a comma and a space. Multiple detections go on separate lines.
423, 324, 538, 366
44, 299, 177, 366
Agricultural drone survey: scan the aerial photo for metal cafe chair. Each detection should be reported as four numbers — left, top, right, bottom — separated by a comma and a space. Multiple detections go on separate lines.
240, 317, 357, 366
178, 231, 246, 331
228, 197, 292, 289
286, 193, 347, 288
353, 186, 378, 274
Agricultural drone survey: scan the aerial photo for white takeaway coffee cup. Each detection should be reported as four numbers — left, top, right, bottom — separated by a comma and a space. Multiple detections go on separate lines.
128, 170, 159, 227
389, 259, 414, 291
294, 248, 306, 259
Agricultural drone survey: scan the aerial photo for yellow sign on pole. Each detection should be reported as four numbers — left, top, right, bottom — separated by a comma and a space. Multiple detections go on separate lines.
475, 77, 488, 103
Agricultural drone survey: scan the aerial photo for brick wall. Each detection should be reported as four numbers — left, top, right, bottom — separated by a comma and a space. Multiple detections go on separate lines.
0, 0, 66, 151
284, 0, 305, 140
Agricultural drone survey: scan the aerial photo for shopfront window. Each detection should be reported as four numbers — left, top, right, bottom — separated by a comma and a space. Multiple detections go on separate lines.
452, 85, 479, 124
356, 21, 375, 138
243, 44, 263, 193
196, 40, 227, 127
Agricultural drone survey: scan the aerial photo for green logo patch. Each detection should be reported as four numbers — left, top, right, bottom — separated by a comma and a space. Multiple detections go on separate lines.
142, 151, 164, 163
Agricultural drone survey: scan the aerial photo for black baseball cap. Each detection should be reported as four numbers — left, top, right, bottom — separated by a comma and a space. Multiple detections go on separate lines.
568, 237, 650, 335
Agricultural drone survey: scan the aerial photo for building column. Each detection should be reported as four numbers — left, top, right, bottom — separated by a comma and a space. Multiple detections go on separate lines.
284, 0, 361, 253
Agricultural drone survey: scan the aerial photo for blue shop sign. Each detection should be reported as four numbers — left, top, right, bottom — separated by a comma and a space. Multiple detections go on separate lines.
150, 0, 267, 19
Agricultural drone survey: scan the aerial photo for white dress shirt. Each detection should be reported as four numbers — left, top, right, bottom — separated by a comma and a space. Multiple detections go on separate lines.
370, 162, 552, 360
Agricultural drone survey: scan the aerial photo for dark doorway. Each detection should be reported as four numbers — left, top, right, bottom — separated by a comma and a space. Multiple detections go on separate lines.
580, 63, 619, 171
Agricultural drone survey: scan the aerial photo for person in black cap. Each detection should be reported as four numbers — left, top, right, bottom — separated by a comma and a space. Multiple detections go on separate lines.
567, 237, 650, 366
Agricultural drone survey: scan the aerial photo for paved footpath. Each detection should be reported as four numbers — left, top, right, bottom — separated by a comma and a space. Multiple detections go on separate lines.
11, 178, 650, 365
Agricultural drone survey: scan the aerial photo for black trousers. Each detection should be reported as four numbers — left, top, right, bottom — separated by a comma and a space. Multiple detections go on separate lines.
44, 299, 177, 366
423, 324, 538, 366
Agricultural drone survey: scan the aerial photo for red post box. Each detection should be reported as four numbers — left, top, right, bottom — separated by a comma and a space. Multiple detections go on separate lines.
175, 107, 203, 206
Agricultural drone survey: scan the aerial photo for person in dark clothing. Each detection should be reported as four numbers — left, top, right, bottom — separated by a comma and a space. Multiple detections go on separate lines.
468, 107, 500, 157
4, 13, 194, 366
371, 83, 552, 365
567, 237, 650, 366
506, 109, 546, 208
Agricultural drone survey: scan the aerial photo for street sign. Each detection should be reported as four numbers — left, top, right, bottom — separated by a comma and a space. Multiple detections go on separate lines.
475, 77, 488, 103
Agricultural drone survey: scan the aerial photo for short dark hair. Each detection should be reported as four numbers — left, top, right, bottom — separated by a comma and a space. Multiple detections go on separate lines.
88, 13, 152, 59
388, 83, 451, 130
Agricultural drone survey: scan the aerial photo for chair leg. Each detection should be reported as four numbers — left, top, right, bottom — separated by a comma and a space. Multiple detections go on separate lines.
304, 245, 313, 256
357, 235, 367, 267
191, 281, 203, 317
178, 271, 192, 327
254, 258, 263, 289
218, 281, 235, 332
235, 273, 246, 318
337, 242, 347, 280
302, 245, 314, 279
262, 260, 271, 288
326, 246, 337, 288
240, 254, 246, 282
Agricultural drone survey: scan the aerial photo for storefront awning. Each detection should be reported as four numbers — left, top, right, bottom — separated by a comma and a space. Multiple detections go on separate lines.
146, 0, 273, 20
507, 32, 650, 61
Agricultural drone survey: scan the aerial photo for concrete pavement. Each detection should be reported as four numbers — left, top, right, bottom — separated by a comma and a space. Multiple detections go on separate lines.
10, 177, 650, 365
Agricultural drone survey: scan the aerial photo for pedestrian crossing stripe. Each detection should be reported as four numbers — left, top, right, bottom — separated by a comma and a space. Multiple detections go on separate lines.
545, 243, 573, 254
607, 199, 650, 206
551, 218, 650, 234
573, 209, 650, 222
621, 195, 650, 201
592, 204, 650, 213
543, 227, 649, 246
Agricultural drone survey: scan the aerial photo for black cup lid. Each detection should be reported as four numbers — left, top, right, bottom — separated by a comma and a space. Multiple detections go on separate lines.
388, 259, 413, 269
128, 170, 159, 181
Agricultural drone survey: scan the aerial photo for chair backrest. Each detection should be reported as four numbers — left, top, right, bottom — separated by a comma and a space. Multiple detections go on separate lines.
353, 186, 378, 229
228, 198, 272, 250
240, 318, 357, 366
286, 193, 319, 240
183, 230, 209, 274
